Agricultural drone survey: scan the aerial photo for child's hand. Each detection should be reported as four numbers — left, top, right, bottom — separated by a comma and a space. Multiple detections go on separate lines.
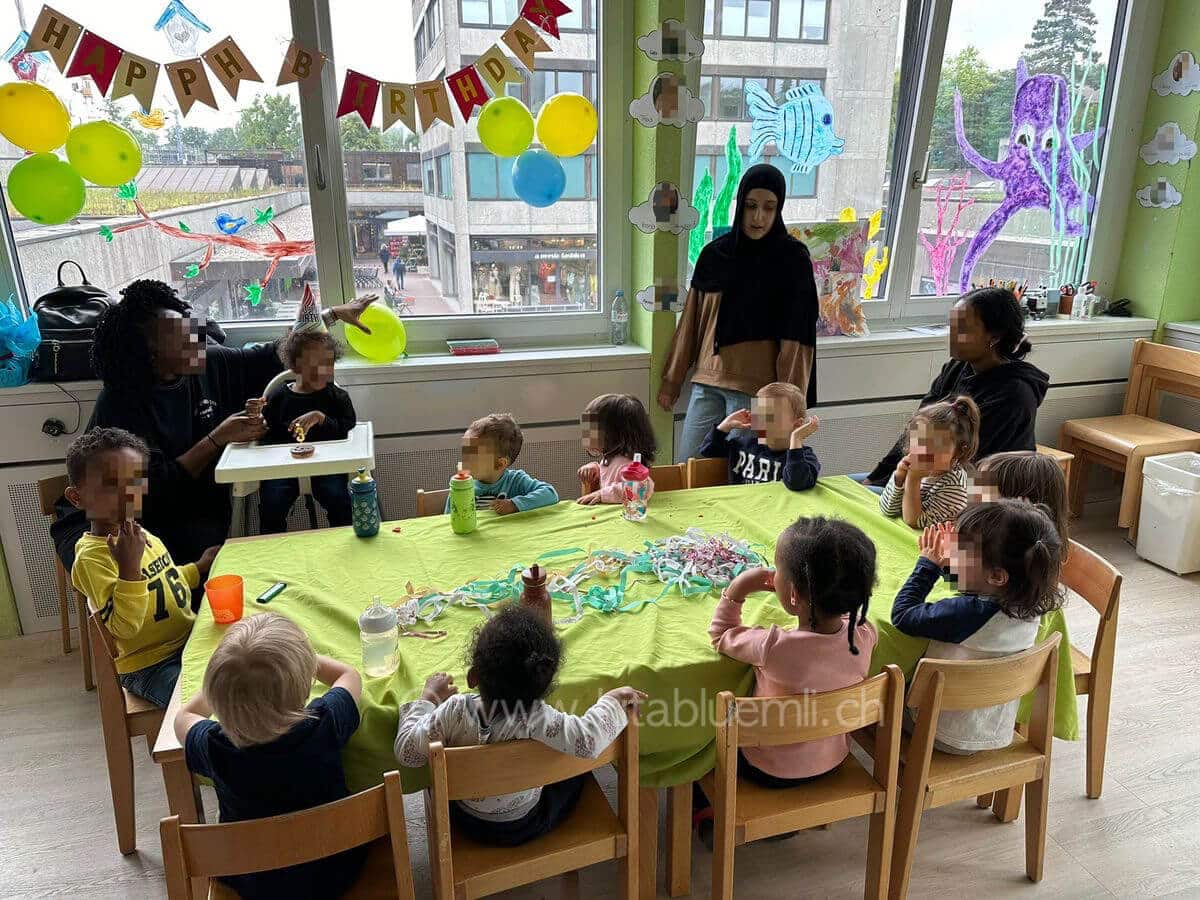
918, 524, 949, 565
577, 463, 599, 494
577, 490, 602, 505
421, 672, 458, 705
790, 415, 820, 447
490, 498, 518, 515
195, 545, 221, 578
290, 410, 326, 440
717, 409, 752, 433
605, 686, 648, 711
727, 566, 775, 602
107, 520, 147, 581
244, 396, 265, 420
894, 455, 912, 485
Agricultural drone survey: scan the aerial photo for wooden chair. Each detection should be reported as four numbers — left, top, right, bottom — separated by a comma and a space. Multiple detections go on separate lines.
160, 770, 415, 900
702, 666, 905, 900
426, 712, 639, 899
649, 463, 686, 493
1035, 444, 1074, 483
1059, 339, 1200, 540
37, 475, 93, 690
415, 488, 449, 517
884, 635, 1060, 900
685, 456, 728, 489
87, 602, 167, 854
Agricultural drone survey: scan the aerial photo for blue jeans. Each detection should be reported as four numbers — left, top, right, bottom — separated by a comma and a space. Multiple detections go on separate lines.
259, 474, 353, 534
675, 384, 753, 464
849, 472, 886, 495
119, 647, 183, 708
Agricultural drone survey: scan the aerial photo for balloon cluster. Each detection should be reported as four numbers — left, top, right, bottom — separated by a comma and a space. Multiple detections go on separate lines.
477, 92, 597, 208
0, 83, 143, 225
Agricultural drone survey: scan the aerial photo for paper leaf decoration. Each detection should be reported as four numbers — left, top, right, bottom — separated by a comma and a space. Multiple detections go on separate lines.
244, 283, 263, 306
98, 225, 113, 242
183, 263, 200, 278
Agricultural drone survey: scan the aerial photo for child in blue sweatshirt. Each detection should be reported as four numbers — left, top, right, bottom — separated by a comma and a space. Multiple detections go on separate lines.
451, 413, 559, 514
699, 382, 820, 491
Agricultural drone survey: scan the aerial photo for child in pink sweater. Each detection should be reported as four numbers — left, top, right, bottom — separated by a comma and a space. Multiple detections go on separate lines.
709, 517, 878, 782
577, 393, 657, 505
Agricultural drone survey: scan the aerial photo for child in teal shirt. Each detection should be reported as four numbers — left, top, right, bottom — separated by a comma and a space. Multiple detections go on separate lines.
451, 413, 559, 514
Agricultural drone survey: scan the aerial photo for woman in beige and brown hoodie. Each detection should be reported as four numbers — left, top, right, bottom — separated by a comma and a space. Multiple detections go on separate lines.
657, 164, 819, 463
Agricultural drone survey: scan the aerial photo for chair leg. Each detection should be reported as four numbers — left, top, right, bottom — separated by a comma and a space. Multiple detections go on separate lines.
975, 793, 994, 808
55, 559, 72, 655
77, 593, 94, 692
1065, 443, 1088, 519
638, 787, 658, 900
992, 723, 1029, 822
561, 868, 581, 900
711, 785, 736, 900
865, 804, 896, 900
1087, 682, 1113, 800
1116, 456, 1142, 530
888, 772, 926, 900
99, 719, 137, 854
1024, 775, 1050, 882
665, 783, 691, 898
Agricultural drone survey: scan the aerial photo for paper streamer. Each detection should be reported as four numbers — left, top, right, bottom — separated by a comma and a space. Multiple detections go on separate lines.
111, 51, 160, 112
415, 77, 454, 129
501, 18, 551, 70
24, 5, 82, 71
165, 56, 217, 115
381, 82, 417, 133
201, 35, 262, 100
475, 43, 524, 94
519, 0, 573, 40
447, 64, 488, 121
65, 29, 123, 95
275, 38, 324, 87
336, 69, 380, 127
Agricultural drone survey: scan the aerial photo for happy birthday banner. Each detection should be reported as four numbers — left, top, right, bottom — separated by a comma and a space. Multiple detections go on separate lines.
17, 0, 571, 131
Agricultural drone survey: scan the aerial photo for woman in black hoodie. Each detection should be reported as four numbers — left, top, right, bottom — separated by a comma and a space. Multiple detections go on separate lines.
860, 287, 1049, 488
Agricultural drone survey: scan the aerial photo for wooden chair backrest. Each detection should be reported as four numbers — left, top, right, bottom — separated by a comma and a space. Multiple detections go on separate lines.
1061, 539, 1121, 621
686, 456, 728, 489
649, 463, 686, 493
38, 474, 69, 518
1123, 339, 1200, 416
161, 771, 414, 900
719, 666, 904, 749
908, 633, 1060, 715
86, 602, 121, 683
415, 488, 449, 517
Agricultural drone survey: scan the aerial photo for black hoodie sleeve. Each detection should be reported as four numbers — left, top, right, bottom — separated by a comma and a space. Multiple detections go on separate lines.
866, 361, 957, 483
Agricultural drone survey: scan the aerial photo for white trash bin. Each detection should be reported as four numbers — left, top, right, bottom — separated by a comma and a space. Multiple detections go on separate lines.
1136, 451, 1200, 575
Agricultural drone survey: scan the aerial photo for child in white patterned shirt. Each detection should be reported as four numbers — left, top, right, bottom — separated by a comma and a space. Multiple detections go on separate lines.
394, 605, 645, 846
880, 395, 979, 528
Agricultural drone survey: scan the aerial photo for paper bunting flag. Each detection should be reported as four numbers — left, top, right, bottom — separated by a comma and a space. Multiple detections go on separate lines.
381, 82, 417, 133
24, 5, 82, 71
201, 36, 262, 100
65, 30, 124, 95
165, 57, 217, 115
415, 78, 454, 129
275, 39, 324, 87
447, 64, 488, 121
111, 51, 160, 112
501, 18, 550, 71
475, 43, 524, 94
336, 70, 380, 127
519, 0, 572, 40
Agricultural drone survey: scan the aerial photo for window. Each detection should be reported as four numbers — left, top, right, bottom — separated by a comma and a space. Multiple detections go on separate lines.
467, 153, 518, 199
362, 162, 392, 183
406, 163, 421, 182
461, 0, 519, 26
705, 0, 828, 42
716, 76, 767, 119
470, 236, 598, 312
528, 68, 594, 113
437, 154, 453, 199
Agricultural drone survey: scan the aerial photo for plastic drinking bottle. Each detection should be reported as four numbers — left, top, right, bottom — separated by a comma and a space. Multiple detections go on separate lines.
620, 453, 651, 522
350, 467, 380, 537
359, 596, 399, 678
610, 290, 629, 345
449, 463, 477, 535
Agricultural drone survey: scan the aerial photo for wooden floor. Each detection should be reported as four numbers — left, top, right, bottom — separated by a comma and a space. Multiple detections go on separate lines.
2, 499, 1198, 899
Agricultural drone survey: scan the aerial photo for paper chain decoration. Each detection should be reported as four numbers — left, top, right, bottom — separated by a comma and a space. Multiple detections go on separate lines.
391, 529, 767, 628
99, 182, 313, 305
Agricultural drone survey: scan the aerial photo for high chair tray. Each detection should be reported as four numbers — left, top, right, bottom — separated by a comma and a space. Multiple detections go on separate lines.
215, 421, 375, 483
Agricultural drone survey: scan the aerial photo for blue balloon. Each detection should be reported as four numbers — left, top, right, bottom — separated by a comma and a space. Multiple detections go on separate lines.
511, 149, 565, 208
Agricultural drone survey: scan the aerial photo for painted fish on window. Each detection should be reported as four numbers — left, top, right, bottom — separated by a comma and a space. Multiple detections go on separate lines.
745, 81, 845, 174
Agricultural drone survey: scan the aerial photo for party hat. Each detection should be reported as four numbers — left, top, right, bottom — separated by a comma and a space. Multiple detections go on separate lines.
294, 282, 325, 333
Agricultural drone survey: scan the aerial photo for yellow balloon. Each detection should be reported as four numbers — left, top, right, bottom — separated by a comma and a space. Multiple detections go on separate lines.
0, 82, 70, 152
535, 92, 597, 158
344, 304, 407, 363
66, 121, 144, 187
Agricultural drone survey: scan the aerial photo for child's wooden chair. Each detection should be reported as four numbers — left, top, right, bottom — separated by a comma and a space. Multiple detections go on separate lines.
701, 666, 904, 900
886, 635, 1061, 899
426, 712, 639, 900
37, 474, 93, 690
1034, 444, 1074, 483
1059, 339, 1200, 540
160, 770, 415, 900
686, 456, 727, 489
649, 463, 686, 492
86, 601, 166, 854
415, 488, 449, 517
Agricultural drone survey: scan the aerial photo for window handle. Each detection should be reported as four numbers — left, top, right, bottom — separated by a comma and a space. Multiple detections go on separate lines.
910, 150, 931, 189
312, 143, 327, 191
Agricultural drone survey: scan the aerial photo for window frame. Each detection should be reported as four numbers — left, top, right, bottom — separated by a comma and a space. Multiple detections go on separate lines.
704, 0, 830, 44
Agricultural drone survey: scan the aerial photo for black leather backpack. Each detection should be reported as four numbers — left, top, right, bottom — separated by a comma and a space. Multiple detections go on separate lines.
30, 261, 116, 381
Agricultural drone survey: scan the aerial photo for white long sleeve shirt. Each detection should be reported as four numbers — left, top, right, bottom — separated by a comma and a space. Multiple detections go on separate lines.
394, 693, 627, 822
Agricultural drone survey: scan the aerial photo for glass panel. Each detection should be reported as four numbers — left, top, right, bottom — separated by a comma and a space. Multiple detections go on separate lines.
699, 75, 713, 116
747, 0, 771, 38
0, 0, 323, 323
721, 0, 747, 36
704, 0, 716, 35
778, 0, 803, 39
718, 76, 743, 118
694, 155, 711, 192
911, 0, 1121, 296
802, 0, 827, 40
331, 0, 600, 316
560, 3, 583, 29
462, 0, 490, 25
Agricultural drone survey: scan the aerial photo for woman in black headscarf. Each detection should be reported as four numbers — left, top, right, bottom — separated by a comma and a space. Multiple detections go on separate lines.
658, 164, 818, 463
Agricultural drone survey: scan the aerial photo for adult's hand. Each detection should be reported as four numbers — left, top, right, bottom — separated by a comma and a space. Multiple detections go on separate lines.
656, 383, 678, 412
211, 413, 267, 446
328, 293, 380, 334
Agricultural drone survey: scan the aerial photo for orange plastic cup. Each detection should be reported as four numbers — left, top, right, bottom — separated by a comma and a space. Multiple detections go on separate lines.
206, 574, 244, 624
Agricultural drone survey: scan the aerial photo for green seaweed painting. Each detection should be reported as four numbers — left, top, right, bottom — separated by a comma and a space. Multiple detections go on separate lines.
688, 168, 713, 265
689, 126, 744, 264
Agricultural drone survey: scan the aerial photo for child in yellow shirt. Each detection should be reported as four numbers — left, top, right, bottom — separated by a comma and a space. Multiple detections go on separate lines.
67, 428, 219, 707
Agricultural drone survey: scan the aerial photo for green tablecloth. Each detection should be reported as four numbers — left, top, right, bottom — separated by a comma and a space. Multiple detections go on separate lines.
181, 477, 1077, 792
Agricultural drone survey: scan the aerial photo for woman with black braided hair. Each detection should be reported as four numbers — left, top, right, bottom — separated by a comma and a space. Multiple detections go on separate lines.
51, 280, 378, 572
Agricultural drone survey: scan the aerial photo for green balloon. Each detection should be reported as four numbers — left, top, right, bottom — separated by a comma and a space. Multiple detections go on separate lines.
477, 96, 534, 158
7, 153, 85, 225
66, 121, 143, 187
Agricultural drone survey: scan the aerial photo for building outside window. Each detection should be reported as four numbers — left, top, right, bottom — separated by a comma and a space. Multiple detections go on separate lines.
705, 0, 829, 42
470, 236, 598, 312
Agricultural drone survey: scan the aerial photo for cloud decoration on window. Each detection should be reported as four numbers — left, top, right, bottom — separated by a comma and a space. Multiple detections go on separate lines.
629, 182, 699, 235
629, 73, 704, 128
637, 18, 704, 62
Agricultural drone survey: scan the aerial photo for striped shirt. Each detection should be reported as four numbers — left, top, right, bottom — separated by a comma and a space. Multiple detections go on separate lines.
879, 465, 969, 527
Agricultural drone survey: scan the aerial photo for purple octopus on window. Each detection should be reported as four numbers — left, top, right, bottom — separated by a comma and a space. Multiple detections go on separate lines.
955, 59, 1102, 292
